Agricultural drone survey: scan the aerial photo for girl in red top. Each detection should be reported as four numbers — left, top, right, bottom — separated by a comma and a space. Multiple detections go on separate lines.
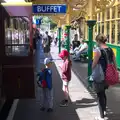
59, 50, 72, 106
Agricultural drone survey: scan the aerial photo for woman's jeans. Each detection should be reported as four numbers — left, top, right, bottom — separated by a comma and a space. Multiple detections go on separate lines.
97, 90, 107, 118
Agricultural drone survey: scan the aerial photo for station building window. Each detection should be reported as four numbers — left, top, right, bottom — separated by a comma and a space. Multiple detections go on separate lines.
118, 20, 120, 44
111, 21, 115, 43
96, 2, 120, 45
101, 22, 104, 34
112, 7, 115, 19
5, 17, 30, 56
118, 5, 120, 18
106, 9, 110, 19
107, 22, 110, 42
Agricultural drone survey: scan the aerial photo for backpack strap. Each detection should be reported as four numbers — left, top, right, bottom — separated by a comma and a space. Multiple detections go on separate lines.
100, 47, 113, 64
101, 49, 109, 64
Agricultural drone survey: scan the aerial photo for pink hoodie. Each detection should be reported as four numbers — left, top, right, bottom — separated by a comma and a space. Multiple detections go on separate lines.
61, 59, 71, 82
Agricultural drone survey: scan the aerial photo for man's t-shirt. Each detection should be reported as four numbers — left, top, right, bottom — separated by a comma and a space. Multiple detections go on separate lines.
72, 41, 80, 50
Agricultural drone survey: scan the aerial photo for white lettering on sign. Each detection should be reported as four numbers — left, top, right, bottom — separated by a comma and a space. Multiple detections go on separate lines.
37, 5, 62, 13
50, 6, 54, 12
54, 6, 57, 12
58, 6, 62, 12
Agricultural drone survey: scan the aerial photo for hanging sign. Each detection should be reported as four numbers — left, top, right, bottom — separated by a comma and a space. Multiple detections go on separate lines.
32, 4, 67, 14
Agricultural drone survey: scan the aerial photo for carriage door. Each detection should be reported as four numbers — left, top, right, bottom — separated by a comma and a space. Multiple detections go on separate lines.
2, 16, 35, 99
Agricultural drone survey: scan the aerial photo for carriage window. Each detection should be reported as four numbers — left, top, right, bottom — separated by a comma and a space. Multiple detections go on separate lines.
5, 17, 30, 56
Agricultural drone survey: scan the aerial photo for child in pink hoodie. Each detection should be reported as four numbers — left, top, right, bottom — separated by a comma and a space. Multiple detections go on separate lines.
59, 50, 72, 106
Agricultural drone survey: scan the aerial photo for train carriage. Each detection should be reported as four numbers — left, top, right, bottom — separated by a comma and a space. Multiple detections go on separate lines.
0, 3, 35, 110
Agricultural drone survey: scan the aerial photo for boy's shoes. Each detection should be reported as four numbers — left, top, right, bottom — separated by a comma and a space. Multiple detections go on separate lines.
40, 107, 45, 111
60, 99, 68, 107
47, 108, 53, 112
40, 107, 53, 112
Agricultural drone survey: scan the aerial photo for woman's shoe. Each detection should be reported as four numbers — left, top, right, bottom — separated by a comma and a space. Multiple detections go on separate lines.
60, 100, 68, 107
95, 117, 104, 120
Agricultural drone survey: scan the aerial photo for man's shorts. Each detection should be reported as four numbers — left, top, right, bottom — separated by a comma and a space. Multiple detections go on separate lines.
62, 80, 69, 92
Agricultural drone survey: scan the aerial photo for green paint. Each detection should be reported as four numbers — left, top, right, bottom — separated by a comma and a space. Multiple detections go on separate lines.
64, 27, 67, 50
66, 25, 71, 52
87, 20, 96, 88
106, 44, 120, 69
64, 25, 71, 52
58, 27, 62, 53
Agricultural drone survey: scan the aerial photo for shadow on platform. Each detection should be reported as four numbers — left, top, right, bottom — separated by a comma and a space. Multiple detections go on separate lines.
12, 61, 95, 120
71, 59, 120, 120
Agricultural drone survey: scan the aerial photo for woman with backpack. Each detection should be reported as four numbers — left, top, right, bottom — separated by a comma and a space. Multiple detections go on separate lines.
92, 34, 117, 120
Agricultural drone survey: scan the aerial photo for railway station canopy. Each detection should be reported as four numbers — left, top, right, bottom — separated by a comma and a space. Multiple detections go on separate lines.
1, 0, 116, 25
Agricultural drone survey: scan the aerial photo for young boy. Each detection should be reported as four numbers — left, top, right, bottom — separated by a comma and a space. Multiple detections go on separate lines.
37, 58, 53, 112
59, 50, 72, 106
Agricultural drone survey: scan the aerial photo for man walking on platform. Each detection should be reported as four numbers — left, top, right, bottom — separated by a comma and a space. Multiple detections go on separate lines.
42, 31, 52, 56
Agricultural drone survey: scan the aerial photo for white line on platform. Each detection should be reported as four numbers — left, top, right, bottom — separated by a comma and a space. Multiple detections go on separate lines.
6, 99, 19, 120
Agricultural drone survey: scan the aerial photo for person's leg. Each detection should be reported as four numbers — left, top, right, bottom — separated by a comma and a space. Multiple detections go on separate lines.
46, 88, 53, 112
103, 90, 107, 112
60, 81, 69, 106
74, 51, 81, 59
74, 49, 88, 60
97, 90, 106, 118
74, 47, 79, 53
40, 88, 47, 111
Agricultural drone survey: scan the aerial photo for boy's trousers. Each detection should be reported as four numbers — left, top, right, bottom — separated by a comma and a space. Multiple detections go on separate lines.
41, 88, 53, 108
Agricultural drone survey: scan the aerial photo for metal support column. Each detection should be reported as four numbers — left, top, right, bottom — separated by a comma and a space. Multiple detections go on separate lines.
58, 27, 62, 53
87, 20, 96, 88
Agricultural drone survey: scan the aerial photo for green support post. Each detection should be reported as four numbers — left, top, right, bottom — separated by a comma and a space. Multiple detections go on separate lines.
64, 27, 67, 49
87, 20, 96, 88
58, 27, 62, 53
64, 25, 71, 53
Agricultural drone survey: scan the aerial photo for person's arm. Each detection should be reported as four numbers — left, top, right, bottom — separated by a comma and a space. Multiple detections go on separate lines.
58, 63, 63, 69
79, 43, 88, 52
78, 44, 82, 49
92, 50, 101, 69
62, 61, 69, 74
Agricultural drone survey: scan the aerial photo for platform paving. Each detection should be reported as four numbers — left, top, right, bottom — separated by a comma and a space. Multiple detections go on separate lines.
8, 44, 120, 120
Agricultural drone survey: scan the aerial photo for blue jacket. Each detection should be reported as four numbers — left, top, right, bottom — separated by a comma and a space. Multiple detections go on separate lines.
38, 68, 52, 90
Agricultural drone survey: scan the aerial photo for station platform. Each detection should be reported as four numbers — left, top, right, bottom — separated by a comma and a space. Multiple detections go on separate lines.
7, 45, 120, 120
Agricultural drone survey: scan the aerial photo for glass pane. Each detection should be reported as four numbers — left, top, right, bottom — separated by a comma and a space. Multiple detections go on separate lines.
98, 13, 100, 21
5, 17, 30, 56
5, 29, 12, 44
5, 45, 29, 56
101, 22, 104, 34
118, 5, 120, 18
94, 25, 97, 40
107, 22, 110, 42
98, 23, 100, 34
106, 9, 110, 19
12, 29, 19, 44
117, 20, 120, 44
111, 21, 115, 43
112, 7, 115, 19
102, 12, 104, 21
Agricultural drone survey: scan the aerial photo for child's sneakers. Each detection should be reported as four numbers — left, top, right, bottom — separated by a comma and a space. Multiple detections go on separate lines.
40, 107, 53, 112
47, 108, 53, 112
60, 99, 68, 107
40, 107, 45, 111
